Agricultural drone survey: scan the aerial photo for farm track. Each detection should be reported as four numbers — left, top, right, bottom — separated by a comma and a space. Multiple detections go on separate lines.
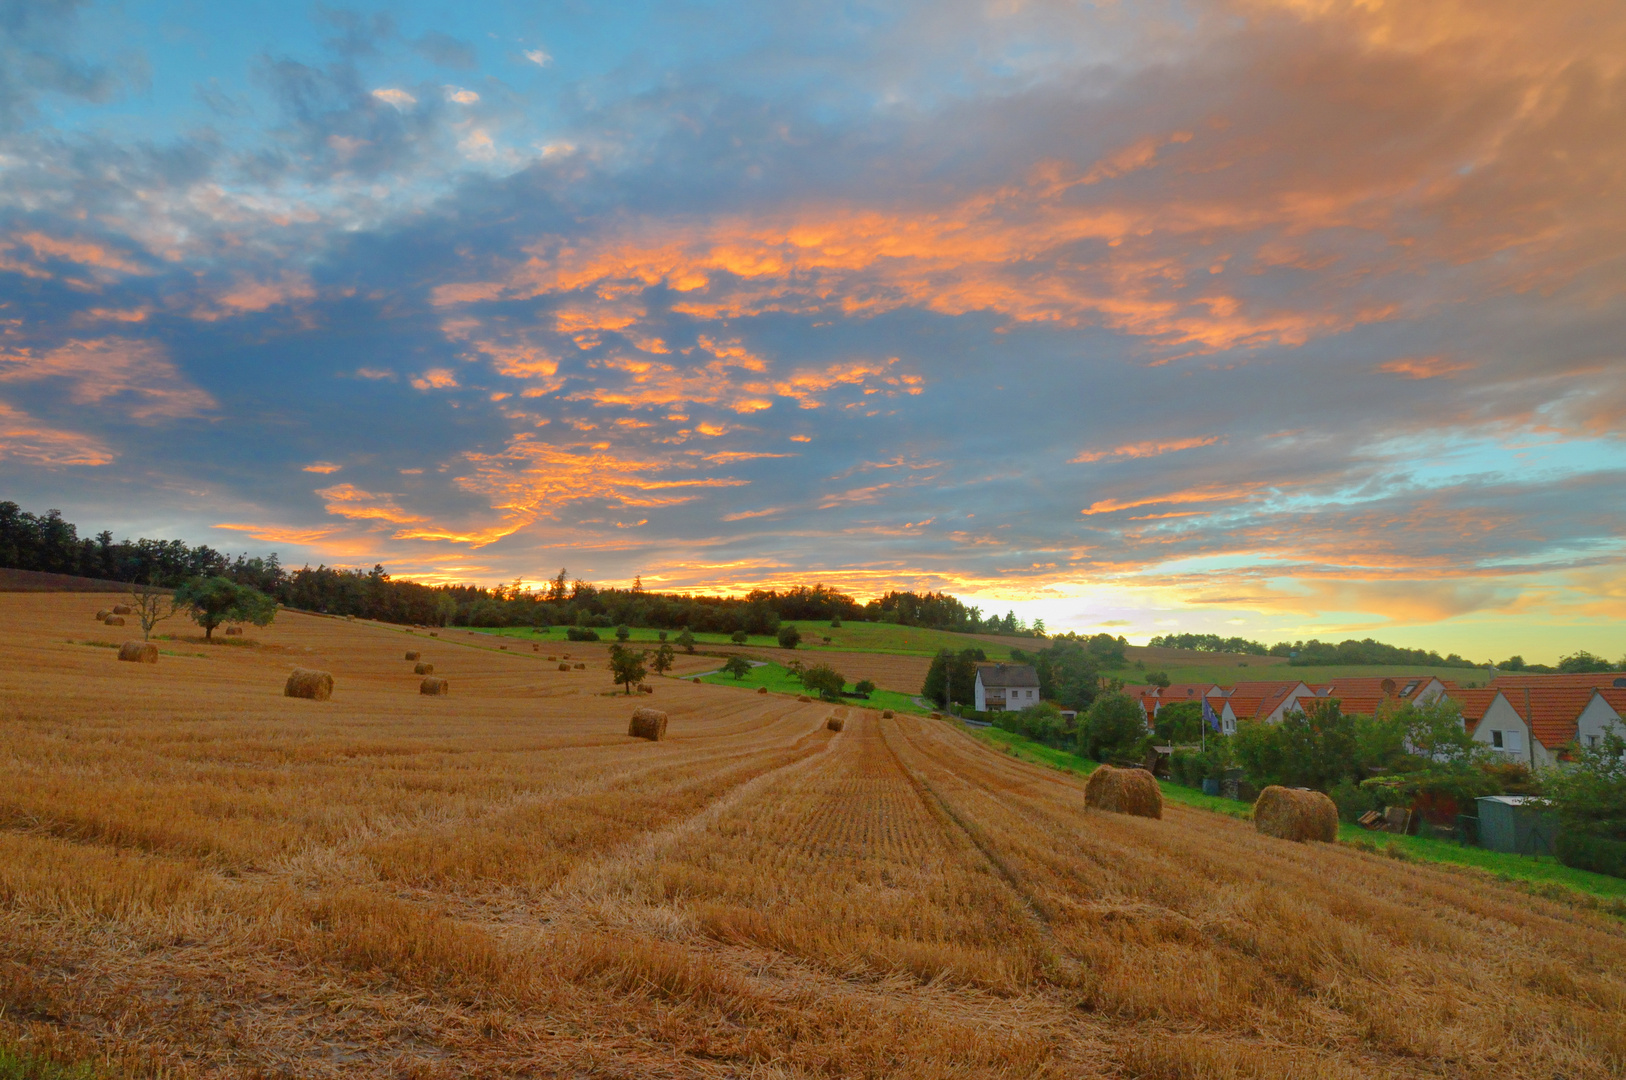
0, 593, 1624, 1078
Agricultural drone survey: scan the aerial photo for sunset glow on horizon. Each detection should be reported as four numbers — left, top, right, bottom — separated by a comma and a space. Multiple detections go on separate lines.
3, 0, 1624, 662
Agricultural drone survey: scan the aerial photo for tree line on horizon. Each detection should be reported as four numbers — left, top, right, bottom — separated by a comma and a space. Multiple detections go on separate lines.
0, 501, 1039, 635
1148, 630, 1621, 676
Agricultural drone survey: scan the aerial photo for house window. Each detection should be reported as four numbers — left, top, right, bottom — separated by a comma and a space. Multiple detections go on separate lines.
1588, 734, 1599, 749
1491, 730, 1503, 748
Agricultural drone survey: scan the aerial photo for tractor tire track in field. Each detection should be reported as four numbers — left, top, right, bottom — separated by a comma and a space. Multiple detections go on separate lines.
876, 712, 1083, 984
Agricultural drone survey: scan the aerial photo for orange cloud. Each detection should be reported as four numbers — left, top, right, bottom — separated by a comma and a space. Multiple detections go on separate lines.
1071, 435, 1221, 463
0, 338, 215, 419
315, 484, 426, 524
303, 462, 341, 474
391, 434, 752, 547
1378, 356, 1474, 380
411, 368, 459, 390
11, 232, 147, 276
0, 401, 114, 466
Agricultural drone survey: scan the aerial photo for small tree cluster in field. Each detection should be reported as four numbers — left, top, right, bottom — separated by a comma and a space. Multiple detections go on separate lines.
608, 644, 647, 694
677, 628, 696, 653
172, 576, 277, 640
995, 702, 1073, 748
650, 643, 675, 675
921, 647, 988, 708
777, 624, 801, 649
567, 626, 601, 641
798, 663, 847, 702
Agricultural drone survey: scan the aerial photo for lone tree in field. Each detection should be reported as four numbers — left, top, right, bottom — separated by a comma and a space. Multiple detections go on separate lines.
730, 629, 749, 644
128, 580, 178, 641
650, 643, 675, 675
608, 644, 647, 694
854, 679, 876, 698
723, 655, 753, 680
615, 624, 631, 641
676, 628, 696, 654
777, 624, 801, 650
800, 663, 847, 702
173, 576, 277, 641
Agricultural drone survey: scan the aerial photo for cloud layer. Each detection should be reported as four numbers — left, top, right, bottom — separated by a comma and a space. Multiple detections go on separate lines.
2, 0, 1624, 660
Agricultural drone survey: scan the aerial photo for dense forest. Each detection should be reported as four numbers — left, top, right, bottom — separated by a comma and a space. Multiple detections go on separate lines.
0, 501, 1035, 633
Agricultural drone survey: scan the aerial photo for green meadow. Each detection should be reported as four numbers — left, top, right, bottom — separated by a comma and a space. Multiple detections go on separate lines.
470, 619, 1022, 659
693, 660, 929, 715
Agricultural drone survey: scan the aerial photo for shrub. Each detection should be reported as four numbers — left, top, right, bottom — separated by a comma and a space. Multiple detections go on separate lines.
777, 624, 801, 649
854, 679, 875, 697
566, 627, 601, 642
1555, 832, 1626, 878
1078, 693, 1146, 763
1328, 778, 1382, 823
615, 624, 631, 641
731, 630, 749, 644
830, 616, 842, 628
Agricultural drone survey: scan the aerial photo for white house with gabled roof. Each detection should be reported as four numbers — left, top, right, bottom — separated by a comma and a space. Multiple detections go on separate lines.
975, 663, 1041, 712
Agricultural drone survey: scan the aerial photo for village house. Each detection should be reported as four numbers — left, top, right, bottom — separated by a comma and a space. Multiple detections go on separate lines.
974, 663, 1041, 712
1206, 681, 1316, 734
1576, 687, 1626, 751
1302, 675, 1452, 715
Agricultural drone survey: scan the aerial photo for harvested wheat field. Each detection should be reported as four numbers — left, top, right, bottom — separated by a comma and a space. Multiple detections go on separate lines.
0, 593, 1623, 1078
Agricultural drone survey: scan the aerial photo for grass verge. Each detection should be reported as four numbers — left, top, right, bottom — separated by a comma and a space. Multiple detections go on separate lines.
965, 722, 1626, 905
693, 661, 928, 714
467, 621, 1020, 659
0, 1047, 104, 1079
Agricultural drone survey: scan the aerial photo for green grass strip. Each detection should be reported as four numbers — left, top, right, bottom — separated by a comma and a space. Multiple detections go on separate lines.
693, 660, 929, 715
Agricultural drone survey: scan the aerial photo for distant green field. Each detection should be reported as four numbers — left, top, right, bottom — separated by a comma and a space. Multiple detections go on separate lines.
471, 620, 1022, 659
967, 724, 1626, 906
1105, 662, 1490, 689
694, 660, 928, 715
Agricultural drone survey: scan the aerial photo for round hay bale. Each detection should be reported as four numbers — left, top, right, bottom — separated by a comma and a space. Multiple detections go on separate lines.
930, 711, 941, 720
692, 677, 701, 684
1084, 765, 1163, 819
757, 686, 768, 695
111, 604, 133, 615
285, 669, 333, 701
500, 645, 508, 650
95, 608, 111, 620
103, 615, 125, 627
548, 655, 557, 661
629, 707, 668, 741
1253, 786, 1338, 843
405, 651, 420, 661
797, 694, 811, 703
574, 662, 586, 670
881, 709, 894, 719
413, 662, 434, 675
639, 684, 653, 694
532, 644, 539, 651
558, 662, 571, 671
225, 626, 242, 636
826, 715, 845, 732
420, 677, 449, 696
429, 632, 438, 637
117, 640, 158, 664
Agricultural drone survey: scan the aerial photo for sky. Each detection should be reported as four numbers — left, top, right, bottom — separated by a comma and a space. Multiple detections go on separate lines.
1, 0, 1624, 663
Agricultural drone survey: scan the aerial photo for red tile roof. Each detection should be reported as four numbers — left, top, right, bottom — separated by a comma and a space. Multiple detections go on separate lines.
1447, 688, 1501, 730
1224, 681, 1309, 720
1501, 686, 1600, 748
